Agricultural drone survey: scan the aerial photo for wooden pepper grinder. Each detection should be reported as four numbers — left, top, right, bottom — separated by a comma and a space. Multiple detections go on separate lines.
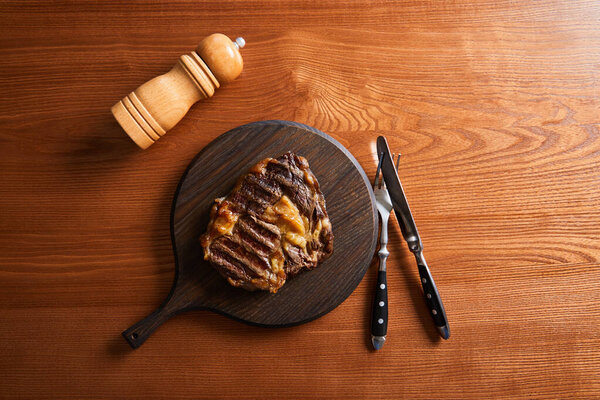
111, 33, 245, 149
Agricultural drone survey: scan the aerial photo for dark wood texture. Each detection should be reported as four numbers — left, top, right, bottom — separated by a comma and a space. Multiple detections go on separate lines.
1, 1, 600, 399
122, 120, 378, 348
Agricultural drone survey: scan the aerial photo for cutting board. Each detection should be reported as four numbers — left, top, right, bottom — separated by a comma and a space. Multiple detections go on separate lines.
123, 120, 378, 348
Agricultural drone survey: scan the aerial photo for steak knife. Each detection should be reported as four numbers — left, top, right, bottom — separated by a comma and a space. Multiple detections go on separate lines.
376, 136, 450, 340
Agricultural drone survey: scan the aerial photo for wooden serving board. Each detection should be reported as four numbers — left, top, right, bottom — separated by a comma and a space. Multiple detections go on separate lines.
123, 120, 378, 348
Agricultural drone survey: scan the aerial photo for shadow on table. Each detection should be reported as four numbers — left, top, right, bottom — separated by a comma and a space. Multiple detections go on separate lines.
107, 335, 135, 358
63, 115, 183, 356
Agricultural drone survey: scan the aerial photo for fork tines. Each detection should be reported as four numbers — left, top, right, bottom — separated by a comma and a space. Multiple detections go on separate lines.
375, 151, 401, 189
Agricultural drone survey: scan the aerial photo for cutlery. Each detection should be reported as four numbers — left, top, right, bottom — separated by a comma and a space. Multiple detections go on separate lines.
371, 151, 400, 350
376, 136, 450, 340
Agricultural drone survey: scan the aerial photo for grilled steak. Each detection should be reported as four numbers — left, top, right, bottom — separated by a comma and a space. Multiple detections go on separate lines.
200, 152, 333, 293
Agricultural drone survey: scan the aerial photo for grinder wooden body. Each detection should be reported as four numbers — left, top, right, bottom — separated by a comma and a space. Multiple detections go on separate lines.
111, 34, 245, 149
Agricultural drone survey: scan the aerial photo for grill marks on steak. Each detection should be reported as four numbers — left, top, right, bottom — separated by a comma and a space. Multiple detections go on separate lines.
200, 153, 333, 293
231, 172, 282, 216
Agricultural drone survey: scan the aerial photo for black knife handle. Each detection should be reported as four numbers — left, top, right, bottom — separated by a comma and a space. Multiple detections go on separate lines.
416, 258, 450, 339
371, 270, 388, 338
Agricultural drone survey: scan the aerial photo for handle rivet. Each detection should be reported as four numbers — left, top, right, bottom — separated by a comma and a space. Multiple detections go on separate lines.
378, 318, 384, 324
379, 301, 385, 307
379, 283, 386, 289
432, 309, 438, 315
422, 278, 427, 284
426, 293, 432, 299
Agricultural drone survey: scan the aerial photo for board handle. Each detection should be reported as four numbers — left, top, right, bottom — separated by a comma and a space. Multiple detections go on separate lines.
122, 304, 178, 349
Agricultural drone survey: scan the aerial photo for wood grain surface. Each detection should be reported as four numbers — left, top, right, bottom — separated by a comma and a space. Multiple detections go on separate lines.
122, 120, 378, 348
0, 1, 599, 398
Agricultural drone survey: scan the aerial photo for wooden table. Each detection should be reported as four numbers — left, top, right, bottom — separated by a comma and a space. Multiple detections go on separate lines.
1, 1, 599, 398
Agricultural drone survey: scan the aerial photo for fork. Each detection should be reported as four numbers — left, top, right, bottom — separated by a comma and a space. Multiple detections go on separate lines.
371, 151, 400, 350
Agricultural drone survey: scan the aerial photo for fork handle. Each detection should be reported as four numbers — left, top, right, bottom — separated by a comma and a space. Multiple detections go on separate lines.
371, 214, 389, 343
415, 252, 450, 339
371, 270, 388, 339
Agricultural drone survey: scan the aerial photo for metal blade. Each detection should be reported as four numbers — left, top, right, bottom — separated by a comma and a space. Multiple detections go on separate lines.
376, 136, 423, 253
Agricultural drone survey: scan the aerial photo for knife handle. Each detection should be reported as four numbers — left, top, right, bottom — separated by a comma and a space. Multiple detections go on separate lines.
371, 270, 388, 338
416, 256, 450, 339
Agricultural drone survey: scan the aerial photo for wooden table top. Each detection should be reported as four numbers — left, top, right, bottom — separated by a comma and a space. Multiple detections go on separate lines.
1, 1, 599, 398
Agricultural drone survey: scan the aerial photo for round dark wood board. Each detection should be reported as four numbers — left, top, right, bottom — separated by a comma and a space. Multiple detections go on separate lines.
123, 120, 378, 348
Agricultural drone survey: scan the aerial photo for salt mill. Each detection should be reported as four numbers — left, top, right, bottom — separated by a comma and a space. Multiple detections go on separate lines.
111, 33, 245, 149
